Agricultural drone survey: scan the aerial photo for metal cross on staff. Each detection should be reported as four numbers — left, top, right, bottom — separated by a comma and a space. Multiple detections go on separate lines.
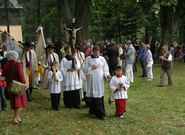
64, 18, 82, 48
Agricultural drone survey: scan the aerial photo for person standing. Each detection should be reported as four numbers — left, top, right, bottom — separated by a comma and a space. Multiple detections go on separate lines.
60, 47, 82, 108
159, 46, 173, 86
24, 42, 38, 101
125, 41, 136, 83
74, 47, 86, 102
107, 43, 119, 75
117, 44, 123, 67
43, 43, 60, 89
3, 51, 28, 124
35, 61, 44, 86
84, 46, 110, 119
48, 62, 63, 111
145, 44, 154, 81
109, 66, 130, 118
138, 43, 147, 77
46, 43, 60, 68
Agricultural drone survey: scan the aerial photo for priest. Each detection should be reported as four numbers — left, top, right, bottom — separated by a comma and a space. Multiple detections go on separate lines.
84, 46, 110, 119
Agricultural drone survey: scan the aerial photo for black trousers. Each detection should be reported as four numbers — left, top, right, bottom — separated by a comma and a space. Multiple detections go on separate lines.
140, 60, 147, 77
51, 93, 61, 110
26, 87, 33, 102
109, 63, 117, 76
63, 89, 81, 108
89, 97, 105, 119
83, 92, 90, 107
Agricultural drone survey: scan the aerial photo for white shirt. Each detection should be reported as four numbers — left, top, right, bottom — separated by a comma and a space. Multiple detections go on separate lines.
109, 75, 130, 99
26, 49, 38, 70
168, 54, 173, 61
48, 70, 63, 94
84, 56, 110, 98
47, 52, 59, 67
126, 44, 136, 64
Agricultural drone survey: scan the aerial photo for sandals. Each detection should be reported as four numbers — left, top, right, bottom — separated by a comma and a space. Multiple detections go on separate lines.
13, 119, 19, 125
13, 118, 22, 125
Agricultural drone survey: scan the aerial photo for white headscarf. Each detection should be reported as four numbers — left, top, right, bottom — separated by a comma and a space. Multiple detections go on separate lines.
6, 50, 19, 61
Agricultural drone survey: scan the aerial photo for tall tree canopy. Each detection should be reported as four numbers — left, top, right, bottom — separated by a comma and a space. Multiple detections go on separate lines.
17, 0, 185, 46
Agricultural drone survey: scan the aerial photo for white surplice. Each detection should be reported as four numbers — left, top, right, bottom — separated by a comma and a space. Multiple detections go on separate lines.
48, 70, 63, 94
84, 56, 110, 98
60, 57, 82, 91
109, 75, 130, 100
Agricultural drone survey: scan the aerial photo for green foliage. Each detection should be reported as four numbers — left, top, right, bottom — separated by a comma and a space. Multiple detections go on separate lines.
90, 0, 141, 41
159, 0, 177, 6
17, 0, 185, 44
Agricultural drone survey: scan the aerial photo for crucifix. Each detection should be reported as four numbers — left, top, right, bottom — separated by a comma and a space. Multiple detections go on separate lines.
64, 18, 82, 48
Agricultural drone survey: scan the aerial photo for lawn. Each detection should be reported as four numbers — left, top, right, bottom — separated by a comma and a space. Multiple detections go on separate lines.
0, 62, 185, 135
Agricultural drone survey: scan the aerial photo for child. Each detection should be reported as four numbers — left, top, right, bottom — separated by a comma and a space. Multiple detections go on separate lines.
48, 62, 63, 111
109, 66, 130, 118
35, 61, 44, 86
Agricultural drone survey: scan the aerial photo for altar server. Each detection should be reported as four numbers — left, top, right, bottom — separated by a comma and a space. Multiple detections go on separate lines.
60, 47, 82, 108
109, 66, 130, 118
48, 62, 63, 111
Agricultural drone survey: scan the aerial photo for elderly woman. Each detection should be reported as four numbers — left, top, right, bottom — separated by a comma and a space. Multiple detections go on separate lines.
3, 51, 28, 124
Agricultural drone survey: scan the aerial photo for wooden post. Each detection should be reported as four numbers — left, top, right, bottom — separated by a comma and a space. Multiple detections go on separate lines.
37, 0, 41, 25
5, 0, 10, 33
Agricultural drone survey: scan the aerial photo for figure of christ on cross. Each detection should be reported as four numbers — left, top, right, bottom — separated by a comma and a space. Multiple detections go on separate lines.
64, 18, 82, 48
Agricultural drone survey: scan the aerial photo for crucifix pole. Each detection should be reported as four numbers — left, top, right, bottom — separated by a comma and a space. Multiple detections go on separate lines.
5, 0, 10, 33
37, 0, 41, 25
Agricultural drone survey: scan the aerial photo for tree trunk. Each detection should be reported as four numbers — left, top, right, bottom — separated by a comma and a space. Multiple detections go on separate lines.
160, 5, 176, 46
176, 0, 185, 44
61, 0, 90, 45
56, 0, 64, 41
75, 0, 90, 43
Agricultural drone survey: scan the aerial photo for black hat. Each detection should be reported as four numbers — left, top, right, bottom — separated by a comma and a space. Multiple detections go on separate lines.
23, 41, 35, 48
46, 42, 55, 49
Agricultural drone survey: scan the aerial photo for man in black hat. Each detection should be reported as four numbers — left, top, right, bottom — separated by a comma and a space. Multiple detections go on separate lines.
42, 43, 60, 89
46, 43, 59, 69
24, 41, 38, 101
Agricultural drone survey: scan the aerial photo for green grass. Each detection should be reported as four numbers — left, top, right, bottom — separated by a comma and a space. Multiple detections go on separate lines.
1, 62, 185, 135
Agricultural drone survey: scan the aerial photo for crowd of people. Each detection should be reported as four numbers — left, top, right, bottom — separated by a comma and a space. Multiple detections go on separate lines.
0, 33, 179, 124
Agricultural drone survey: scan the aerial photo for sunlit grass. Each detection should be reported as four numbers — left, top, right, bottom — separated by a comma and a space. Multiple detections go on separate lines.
0, 62, 185, 135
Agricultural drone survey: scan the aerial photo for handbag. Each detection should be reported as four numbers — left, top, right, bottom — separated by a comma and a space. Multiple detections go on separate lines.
9, 80, 26, 95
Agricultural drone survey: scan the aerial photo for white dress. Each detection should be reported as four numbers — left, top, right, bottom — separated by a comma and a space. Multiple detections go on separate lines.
84, 56, 110, 98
